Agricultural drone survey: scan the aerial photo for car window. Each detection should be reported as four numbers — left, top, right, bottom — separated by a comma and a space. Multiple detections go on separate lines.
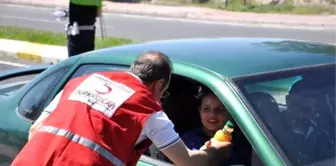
70, 64, 128, 79
235, 64, 336, 166
39, 64, 129, 110
17, 67, 69, 122
244, 76, 302, 105
17, 64, 128, 124
143, 74, 256, 165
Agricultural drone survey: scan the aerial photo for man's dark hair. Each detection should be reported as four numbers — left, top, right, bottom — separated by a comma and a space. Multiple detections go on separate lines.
129, 51, 172, 87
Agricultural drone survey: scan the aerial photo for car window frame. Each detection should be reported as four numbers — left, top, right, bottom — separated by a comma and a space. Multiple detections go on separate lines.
16, 66, 71, 123
145, 76, 256, 165
210, 79, 268, 166
139, 155, 175, 166
170, 62, 284, 165
232, 79, 293, 166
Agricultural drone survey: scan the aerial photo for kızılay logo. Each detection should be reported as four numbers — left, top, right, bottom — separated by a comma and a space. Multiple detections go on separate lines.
95, 84, 112, 95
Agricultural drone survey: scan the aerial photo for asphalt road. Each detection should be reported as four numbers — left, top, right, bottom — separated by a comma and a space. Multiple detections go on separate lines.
0, 3, 335, 44
0, 3, 335, 79
0, 56, 43, 70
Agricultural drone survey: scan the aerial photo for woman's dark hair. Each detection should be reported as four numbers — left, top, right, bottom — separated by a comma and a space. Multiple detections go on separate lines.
195, 85, 215, 107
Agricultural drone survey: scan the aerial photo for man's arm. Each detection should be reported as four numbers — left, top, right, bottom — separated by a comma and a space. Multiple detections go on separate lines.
28, 90, 63, 140
28, 111, 50, 140
142, 112, 231, 166
161, 138, 231, 166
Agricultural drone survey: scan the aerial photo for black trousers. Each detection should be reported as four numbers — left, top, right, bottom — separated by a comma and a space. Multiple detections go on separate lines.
67, 3, 98, 57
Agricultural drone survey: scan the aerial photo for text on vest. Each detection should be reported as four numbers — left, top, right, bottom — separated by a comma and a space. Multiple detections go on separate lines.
68, 73, 136, 118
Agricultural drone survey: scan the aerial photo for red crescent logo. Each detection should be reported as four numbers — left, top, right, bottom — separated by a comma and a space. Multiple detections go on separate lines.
95, 84, 112, 95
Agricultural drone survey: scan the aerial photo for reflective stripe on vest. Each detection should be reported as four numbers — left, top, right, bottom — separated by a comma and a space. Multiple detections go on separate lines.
38, 126, 125, 166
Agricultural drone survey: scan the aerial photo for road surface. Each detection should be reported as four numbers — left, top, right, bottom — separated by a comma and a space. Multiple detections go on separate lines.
0, 56, 42, 70
0, 4, 335, 44
0, 3, 335, 80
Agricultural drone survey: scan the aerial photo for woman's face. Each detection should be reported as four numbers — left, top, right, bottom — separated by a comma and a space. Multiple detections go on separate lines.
199, 94, 230, 134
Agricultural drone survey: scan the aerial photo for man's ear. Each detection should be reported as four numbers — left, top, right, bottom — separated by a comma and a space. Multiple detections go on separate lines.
155, 79, 165, 91
146, 82, 155, 92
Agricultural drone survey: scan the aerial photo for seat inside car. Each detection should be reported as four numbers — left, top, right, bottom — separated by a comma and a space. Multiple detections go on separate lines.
248, 91, 281, 129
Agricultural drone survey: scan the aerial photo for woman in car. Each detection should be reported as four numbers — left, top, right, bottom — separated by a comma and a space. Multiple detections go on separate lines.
181, 87, 251, 165
181, 88, 231, 150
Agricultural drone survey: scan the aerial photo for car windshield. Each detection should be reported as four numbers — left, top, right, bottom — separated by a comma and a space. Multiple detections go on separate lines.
234, 64, 335, 166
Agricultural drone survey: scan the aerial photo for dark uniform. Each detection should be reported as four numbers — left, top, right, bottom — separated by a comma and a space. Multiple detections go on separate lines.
67, 0, 102, 57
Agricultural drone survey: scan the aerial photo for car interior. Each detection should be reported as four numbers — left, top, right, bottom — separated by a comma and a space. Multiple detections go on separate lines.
143, 74, 259, 166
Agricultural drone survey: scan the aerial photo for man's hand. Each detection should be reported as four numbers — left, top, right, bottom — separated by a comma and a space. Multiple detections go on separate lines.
160, 138, 231, 166
201, 138, 231, 150
200, 138, 232, 165
28, 121, 41, 140
28, 112, 50, 140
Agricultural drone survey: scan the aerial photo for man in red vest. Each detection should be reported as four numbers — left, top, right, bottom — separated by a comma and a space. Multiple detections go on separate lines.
11, 51, 231, 166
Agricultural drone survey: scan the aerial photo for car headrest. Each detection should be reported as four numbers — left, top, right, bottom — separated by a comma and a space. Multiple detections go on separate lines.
248, 91, 280, 115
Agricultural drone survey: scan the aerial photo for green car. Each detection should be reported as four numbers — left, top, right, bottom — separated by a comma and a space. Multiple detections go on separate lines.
0, 38, 335, 166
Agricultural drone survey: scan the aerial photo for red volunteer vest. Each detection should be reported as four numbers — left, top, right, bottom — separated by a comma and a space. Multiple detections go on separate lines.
11, 72, 162, 166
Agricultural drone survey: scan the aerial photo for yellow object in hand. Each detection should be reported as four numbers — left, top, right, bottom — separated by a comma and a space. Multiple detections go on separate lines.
214, 120, 234, 142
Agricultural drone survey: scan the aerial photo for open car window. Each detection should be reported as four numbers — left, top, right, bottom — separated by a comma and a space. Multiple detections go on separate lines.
144, 74, 256, 166
234, 64, 336, 166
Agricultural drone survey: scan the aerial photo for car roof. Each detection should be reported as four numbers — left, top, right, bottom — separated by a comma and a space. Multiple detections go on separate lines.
83, 38, 336, 79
